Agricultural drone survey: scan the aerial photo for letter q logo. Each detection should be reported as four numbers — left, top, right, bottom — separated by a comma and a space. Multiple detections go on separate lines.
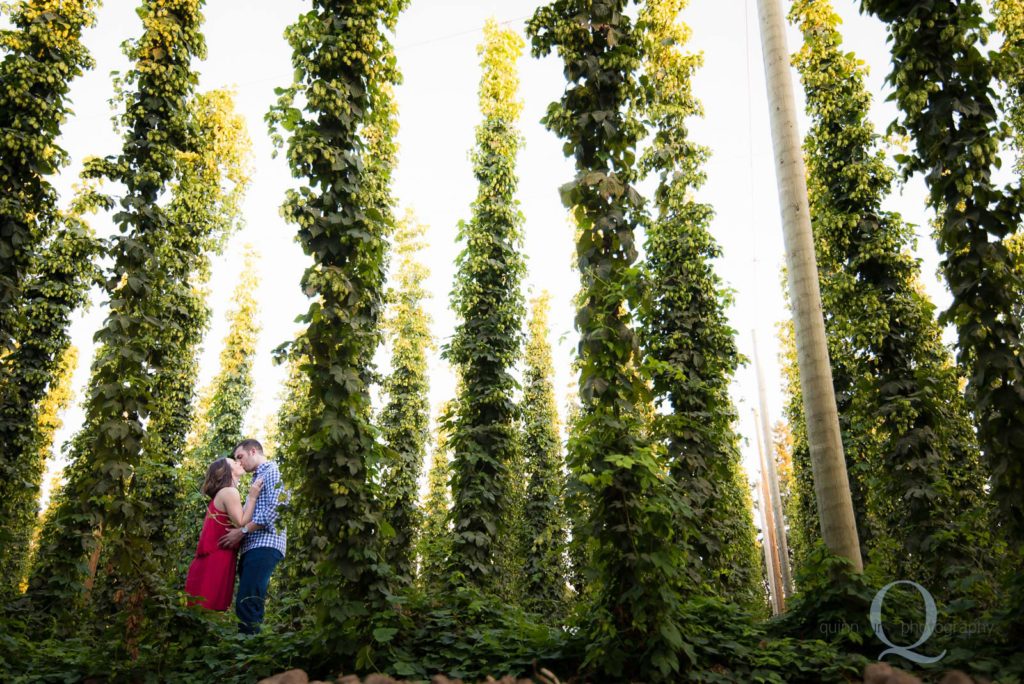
869, 580, 947, 665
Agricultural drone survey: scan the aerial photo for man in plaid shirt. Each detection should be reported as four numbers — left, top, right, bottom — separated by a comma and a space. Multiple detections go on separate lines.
219, 438, 287, 634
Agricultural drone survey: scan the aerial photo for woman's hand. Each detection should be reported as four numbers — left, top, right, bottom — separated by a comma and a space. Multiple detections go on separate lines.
236, 476, 266, 528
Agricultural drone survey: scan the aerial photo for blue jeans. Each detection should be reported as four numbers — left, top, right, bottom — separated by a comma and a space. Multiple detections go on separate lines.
235, 547, 283, 634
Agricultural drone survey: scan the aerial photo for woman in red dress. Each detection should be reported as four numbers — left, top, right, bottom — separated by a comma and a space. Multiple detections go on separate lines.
185, 457, 263, 610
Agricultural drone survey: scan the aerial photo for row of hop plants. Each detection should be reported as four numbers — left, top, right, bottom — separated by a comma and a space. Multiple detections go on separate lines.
1, 0, 1024, 682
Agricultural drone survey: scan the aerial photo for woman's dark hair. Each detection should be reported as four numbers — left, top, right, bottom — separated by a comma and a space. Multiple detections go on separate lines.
201, 458, 234, 499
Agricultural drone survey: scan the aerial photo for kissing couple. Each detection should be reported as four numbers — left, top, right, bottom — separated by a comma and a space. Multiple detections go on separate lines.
184, 439, 287, 634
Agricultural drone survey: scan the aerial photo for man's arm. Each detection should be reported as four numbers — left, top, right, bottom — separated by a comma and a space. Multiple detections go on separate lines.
218, 518, 268, 549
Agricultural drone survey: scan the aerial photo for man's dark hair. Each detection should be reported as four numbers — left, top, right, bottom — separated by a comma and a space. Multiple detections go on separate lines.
234, 438, 263, 455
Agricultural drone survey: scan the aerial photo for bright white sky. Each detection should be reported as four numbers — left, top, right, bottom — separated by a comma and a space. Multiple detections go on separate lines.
40, 1, 948, 506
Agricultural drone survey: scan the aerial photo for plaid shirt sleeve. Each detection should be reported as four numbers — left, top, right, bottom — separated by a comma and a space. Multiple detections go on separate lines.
252, 462, 282, 533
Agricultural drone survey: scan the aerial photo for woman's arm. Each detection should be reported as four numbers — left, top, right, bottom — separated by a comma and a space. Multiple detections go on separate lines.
215, 478, 263, 528
216, 487, 245, 528
238, 477, 264, 526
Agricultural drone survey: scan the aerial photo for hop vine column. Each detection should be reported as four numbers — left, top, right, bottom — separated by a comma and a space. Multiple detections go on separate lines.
529, 2, 691, 678
861, 0, 1024, 549
30, 1, 212, 641
416, 405, 454, 591
519, 291, 568, 614
864, 0, 1024, 638
21, 9, 255, 654
442, 20, 527, 587
636, 0, 764, 608
0, 215, 97, 601
186, 244, 261, 470
380, 211, 434, 583
0, 0, 100, 600
269, 0, 407, 645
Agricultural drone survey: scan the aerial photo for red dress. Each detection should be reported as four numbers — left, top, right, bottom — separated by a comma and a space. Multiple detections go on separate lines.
184, 497, 238, 610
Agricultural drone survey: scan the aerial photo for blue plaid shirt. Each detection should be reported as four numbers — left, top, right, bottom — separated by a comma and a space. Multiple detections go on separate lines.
241, 460, 287, 556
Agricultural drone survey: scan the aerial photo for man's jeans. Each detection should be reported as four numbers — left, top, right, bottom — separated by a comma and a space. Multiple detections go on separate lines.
236, 547, 283, 634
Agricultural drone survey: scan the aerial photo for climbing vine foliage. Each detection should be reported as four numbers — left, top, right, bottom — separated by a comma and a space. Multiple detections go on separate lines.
442, 20, 527, 587
0, 0, 100, 600
0, 0, 98, 348
416, 406, 453, 593
518, 291, 569, 615
22, 0, 210, 645
380, 211, 433, 584
0, 200, 98, 601
529, 1, 691, 678
13, 344, 78, 593
187, 244, 261, 472
860, 0, 1024, 545
636, 0, 763, 609
268, 0, 407, 651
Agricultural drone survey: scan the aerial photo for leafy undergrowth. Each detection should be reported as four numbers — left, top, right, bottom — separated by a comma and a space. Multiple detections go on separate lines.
772, 546, 1024, 684
2, 573, 1021, 683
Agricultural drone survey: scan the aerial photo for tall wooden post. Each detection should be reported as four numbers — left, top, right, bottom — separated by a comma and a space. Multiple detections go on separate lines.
753, 330, 793, 597
755, 0, 862, 570
754, 408, 784, 614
